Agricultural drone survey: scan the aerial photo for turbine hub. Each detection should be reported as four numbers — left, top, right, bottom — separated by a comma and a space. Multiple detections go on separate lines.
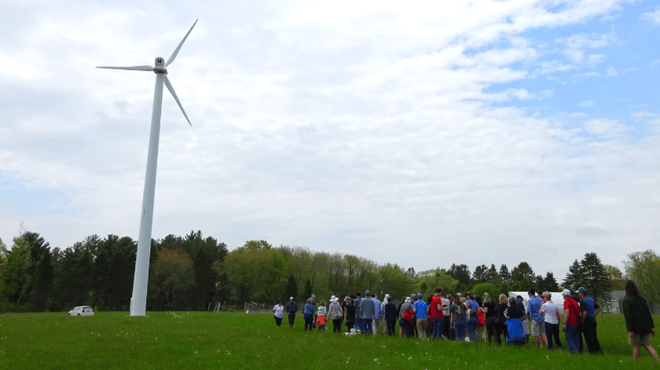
154, 57, 167, 74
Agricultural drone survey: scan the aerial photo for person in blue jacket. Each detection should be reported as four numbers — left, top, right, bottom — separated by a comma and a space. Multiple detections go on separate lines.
303, 299, 315, 331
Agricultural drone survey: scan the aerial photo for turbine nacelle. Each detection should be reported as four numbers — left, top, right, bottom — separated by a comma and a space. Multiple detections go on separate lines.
154, 57, 166, 73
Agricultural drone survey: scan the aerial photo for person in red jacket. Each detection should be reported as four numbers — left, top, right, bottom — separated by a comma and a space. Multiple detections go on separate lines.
430, 288, 445, 339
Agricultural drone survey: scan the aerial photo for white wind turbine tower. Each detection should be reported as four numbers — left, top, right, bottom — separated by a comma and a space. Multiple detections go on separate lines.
97, 19, 198, 316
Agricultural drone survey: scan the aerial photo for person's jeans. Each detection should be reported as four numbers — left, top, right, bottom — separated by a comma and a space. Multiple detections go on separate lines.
432, 318, 444, 338
565, 324, 580, 354
304, 315, 314, 331
274, 316, 282, 326
362, 318, 373, 334
332, 318, 342, 333
288, 312, 295, 328
467, 316, 478, 342
453, 320, 467, 341
545, 322, 562, 349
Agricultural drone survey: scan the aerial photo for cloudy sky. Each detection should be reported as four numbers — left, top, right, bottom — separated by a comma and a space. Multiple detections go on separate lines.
1, 0, 659, 279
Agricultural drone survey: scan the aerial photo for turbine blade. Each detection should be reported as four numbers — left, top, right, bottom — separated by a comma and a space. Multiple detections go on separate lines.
96, 65, 154, 71
164, 75, 192, 126
166, 19, 198, 67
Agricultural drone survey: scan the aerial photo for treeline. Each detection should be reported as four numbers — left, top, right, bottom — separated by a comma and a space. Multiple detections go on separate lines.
0, 230, 655, 313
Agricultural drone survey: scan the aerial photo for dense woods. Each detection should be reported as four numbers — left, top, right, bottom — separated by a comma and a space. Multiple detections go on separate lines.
0, 230, 653, 313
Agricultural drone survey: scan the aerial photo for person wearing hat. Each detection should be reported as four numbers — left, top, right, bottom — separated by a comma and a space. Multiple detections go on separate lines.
384, 296, 397, 335
328, 296, 344, 333
399, 296, 415, 337
577, 287, 602, 354
562, 289, 581, 354
285, 297, 298, 328
413, 292, 429, 339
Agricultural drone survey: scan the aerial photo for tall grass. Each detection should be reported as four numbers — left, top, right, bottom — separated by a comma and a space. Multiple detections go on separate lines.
0, 312, 656, 369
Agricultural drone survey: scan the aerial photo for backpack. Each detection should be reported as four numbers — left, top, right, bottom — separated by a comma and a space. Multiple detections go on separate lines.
403, 307, 415, 325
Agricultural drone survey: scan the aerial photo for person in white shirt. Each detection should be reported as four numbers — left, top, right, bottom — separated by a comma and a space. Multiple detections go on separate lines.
539, 292, 562, 350
273, 301, 285, 327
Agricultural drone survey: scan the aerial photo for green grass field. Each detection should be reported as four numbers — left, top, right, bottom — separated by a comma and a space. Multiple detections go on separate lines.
0, 312, 657, 369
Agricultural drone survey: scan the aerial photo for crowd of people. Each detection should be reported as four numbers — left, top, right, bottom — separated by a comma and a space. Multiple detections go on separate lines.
271, 280, 658, 360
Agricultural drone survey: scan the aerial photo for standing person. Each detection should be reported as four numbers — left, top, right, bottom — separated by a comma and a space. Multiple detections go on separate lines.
450, 294, 468, 341
516, 295, 530, 344
466, 293, 479, 342
372, 294, 381, 335
384, 297, 397, 335
328, 297, 344, 333
504, 296, 525, 346
562, 289, 581, 354
577, 287, 602, 354
316, 301, 328, 331
285, 297, 298, 328
540, 292, 562, 350
413, 292, 429, 339
430, 289, 445, 339
476, 298, 486, 342
273, 301, 284, 327
354, 292, 362, 333
493, 294, 509, 346
360, 291, 375, 334
528, 289, 548, 348
399, 296, 415, 337
483, 293, 497, 345
344, 296, 356, 332
443, 294, 453, 340
310, 294, 318, 329
381, 294, 391, 334
623, 280, 660, 361
303, 298, 315, 331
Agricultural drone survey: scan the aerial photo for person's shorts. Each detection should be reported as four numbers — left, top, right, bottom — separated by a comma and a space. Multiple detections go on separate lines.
399, 318, 407, 327
629, 333, 651, 347
531, 320, 546, 336
522, 319, 530, 335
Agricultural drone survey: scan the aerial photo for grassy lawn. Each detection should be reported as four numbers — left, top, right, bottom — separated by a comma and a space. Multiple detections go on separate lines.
0, 311, 657, 369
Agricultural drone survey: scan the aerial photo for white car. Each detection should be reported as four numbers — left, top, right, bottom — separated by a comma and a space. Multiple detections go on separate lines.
68, 306, 94, 316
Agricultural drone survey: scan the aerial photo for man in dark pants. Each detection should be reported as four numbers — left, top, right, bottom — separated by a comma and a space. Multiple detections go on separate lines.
577, 287, 602, 354
285, 297, 298, 328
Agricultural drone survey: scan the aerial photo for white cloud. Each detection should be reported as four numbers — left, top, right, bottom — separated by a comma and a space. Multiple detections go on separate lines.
583, 118, 630, 137
556, 33, 613, 64
580, 100, 594, 107
641, 8, 660, 25
606, 66, 618, 77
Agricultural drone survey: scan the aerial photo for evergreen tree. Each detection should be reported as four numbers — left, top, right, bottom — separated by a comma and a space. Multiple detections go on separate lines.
302, 278, 313, 300
562, 259, 583, 292
473, 264, 488, 283
487, 264, 499, 282
580, 252, 611, 305
499, 264, 511, 283
285, 275, 297, 301
541, 272, 559, 292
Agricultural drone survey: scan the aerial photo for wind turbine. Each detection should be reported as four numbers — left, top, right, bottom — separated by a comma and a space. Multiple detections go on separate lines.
97, 19, 198, 316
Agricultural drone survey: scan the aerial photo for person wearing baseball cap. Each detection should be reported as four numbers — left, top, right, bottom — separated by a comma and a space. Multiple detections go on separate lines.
577, 287, 603, 354
562, 289, 581, 354
413, 292, 429, 339
285, 296, 298, 328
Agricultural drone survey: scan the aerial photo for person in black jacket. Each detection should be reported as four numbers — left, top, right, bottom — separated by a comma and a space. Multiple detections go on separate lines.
623, 280, 659, 361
